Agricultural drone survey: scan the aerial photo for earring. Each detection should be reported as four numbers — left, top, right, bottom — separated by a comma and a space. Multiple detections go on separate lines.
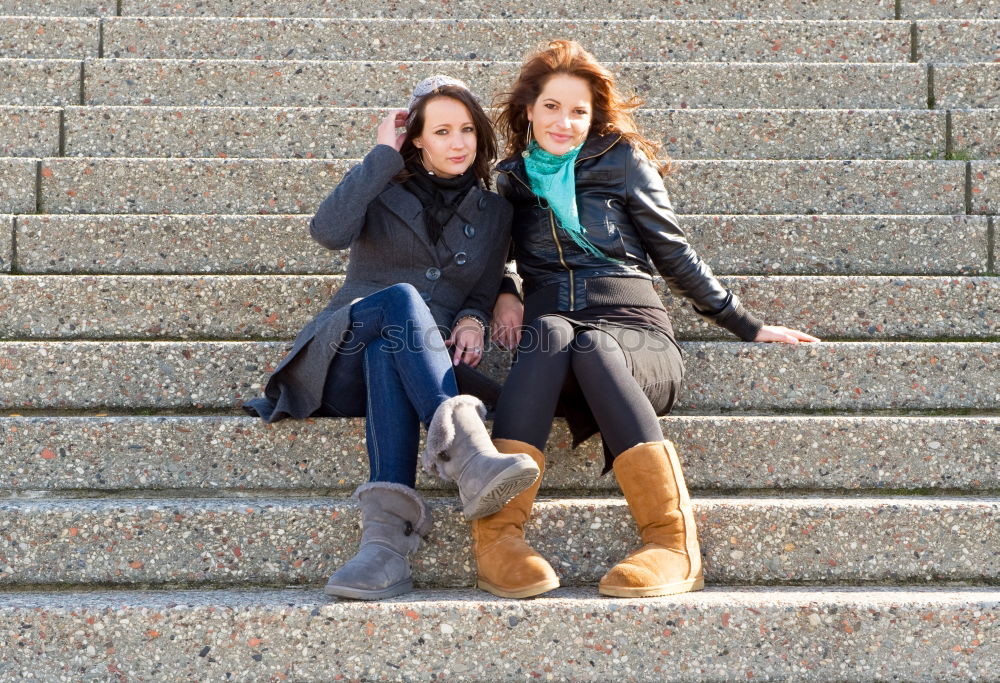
521, 122, 532, 158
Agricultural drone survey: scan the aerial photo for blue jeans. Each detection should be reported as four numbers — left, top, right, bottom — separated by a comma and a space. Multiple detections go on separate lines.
320, 283, 458, 487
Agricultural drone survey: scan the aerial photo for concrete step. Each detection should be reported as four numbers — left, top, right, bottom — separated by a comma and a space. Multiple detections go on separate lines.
14, 214, 990, 276
0, 17, 99, 59
951, 109, 999, 160
1, 587, 995, 682
35, 158, 971, 215
0, 107, 60, 157
120, 0, 897, 20
904, 0, 1000, 19
103, 18, 912, 62
58, 106, 949, 160
1, 275, 996, 341
0, 341, 996, 412
82, 59, 929, 109
0, 0, 113, 15
916, 20, 1000, 62
0, 59, 80, 106
0, 158, 36, 213
3, 586, 998, 682
2, 415, 996, 493
934, 63, 1000, 109
971, 161, 997, 214
0, 495, 996, 587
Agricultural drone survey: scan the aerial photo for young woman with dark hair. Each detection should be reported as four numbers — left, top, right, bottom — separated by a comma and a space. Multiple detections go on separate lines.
244, 76, 540, 600
472, 41, 819, 600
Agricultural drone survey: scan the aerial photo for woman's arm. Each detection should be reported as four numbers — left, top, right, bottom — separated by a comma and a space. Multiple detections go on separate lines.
624, 146, 817, 343
309, 111, 408, 250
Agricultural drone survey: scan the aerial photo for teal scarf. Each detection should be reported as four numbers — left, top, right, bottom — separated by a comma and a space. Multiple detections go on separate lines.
523, 140, 608, 260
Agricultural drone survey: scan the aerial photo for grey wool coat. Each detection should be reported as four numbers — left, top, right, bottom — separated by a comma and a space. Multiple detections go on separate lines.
243, 144, 514, 423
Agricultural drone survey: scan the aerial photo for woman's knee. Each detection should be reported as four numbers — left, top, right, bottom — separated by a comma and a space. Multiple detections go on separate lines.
519, 315, 575, 354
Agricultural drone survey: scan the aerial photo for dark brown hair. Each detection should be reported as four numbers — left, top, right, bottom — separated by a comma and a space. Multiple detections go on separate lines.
495, 40, 669, 176
396, 85, 498, 189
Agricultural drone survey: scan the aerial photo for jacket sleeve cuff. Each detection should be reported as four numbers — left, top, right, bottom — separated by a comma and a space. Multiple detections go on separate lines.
498, 274, 523, 300
694, 293, 764, 342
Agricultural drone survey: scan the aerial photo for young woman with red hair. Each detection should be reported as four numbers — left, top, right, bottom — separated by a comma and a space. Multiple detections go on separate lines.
474, 41, 818, 599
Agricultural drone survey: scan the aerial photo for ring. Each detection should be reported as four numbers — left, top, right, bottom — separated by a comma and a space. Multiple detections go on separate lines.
472, 347, 482, 353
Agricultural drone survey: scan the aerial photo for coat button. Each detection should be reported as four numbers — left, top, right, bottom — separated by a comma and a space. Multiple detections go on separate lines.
454, 251, 468, 265
420, 291, 431, 302
478, 196, 487, 210
425, 267, 441, 281
464, 223, 476, 238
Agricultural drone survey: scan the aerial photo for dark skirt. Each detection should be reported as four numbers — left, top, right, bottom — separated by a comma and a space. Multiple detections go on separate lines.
544, 315, 685, 473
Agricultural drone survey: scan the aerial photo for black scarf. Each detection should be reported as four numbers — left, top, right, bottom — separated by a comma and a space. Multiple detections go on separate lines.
403, 158, 477, 244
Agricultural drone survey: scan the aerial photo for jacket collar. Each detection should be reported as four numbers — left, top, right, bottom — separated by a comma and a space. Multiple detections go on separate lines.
379, 181, 486, 255
496, 131, 623, 177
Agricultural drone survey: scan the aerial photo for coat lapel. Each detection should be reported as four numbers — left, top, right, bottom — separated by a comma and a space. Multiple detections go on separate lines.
379, 183, 435, 254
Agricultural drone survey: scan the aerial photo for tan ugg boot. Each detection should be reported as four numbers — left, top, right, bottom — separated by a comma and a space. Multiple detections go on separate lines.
472, 439, 560, 599
598, 440, 704, 598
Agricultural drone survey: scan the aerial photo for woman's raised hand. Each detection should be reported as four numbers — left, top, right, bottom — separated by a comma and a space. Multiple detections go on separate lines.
491, 293, 524, 350
754, 325, 821, 344
376, 110, 409, 151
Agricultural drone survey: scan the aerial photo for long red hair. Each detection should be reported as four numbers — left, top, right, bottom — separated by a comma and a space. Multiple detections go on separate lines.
494, 40, 669, 176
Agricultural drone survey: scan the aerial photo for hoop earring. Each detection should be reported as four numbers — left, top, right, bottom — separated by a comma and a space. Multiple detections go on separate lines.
521, 122, 532, 158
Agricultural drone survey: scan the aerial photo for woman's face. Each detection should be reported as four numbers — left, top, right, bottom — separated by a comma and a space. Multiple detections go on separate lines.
527, 73, 593, 156
411, 96, 477, 178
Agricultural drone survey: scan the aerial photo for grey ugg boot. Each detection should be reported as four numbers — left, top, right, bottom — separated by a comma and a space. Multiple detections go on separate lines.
324, 482, 433, 600
424, 395, 540, 520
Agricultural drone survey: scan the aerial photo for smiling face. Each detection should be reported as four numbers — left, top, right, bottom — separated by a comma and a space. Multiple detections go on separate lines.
411, 96, 477, 178
527, 73, 593, 156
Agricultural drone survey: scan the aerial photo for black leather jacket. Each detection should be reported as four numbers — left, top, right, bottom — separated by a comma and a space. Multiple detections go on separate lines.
496, 133, 761, 340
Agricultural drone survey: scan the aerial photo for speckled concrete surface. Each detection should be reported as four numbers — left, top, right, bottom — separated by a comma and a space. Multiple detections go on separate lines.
904, 0, 1000, 19
934, 64, 1000, 109
0, 158, 37, 214
37, 159, 967, 215
0, 58, 81, 106
0, 18, 99, 59
669, 160, 966, 215
0, 106, 60, 157
62, 106, 385, 160
0, 341, 996, 411
0, 0, 113, 15
0, 215, 10, 273
916, 20, 1000, 62
103, 18, 911, 62
39, 158, 353, 214
0, 586, 993, 680
0, 587, 996, 681
121, 0, 897, 19
1, 415, 997, 492
652, 109, 946, 161
0, 496, 998, 587
1, 275, 996, 340
0, 275, 343, 339
83, 59, 928, 109
970, 161, 997, 214
16, 213, 985, 275
951, 109, 1000, 160
62, 106, 948, 161
14, 214, 343, 274
680, 276, 1000, 340
683, 214, 988, 275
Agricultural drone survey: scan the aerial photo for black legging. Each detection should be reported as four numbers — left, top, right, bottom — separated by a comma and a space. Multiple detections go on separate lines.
492, 315, 664, 456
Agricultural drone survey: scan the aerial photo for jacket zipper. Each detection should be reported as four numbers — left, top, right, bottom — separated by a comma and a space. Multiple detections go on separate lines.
549, 208, 574, 309
502, 135, 620, 312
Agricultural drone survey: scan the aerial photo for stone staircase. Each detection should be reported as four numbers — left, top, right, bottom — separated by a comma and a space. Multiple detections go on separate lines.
0, 0, 997, 679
